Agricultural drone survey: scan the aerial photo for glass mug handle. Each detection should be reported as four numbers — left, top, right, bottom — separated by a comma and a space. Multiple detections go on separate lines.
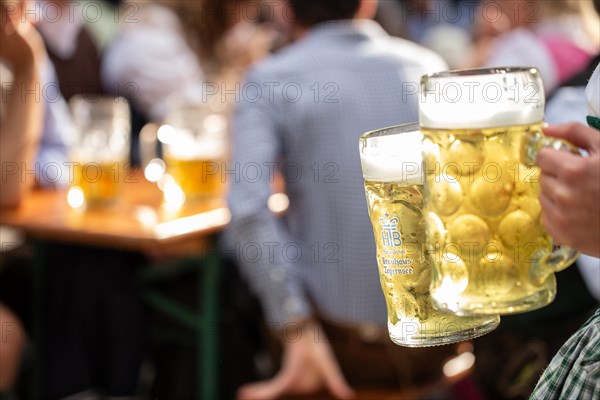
524, 128, 581, 285
139, 123, 162, 171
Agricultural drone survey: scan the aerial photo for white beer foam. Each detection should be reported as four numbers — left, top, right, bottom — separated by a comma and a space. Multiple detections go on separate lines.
360, 130, 424, 184
165, 140, 227, 160
419, 70, 545, 129
163, 128, 227, 160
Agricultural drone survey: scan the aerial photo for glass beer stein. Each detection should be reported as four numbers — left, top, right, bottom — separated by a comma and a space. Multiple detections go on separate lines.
420, 67, 579, 316
69, 96, 130, 207
359, 123, 499, 346
158, 100, 228, 200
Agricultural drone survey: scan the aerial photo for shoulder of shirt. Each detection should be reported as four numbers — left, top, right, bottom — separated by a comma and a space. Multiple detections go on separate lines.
381, 35, 448, 71
246, 30, 447, 81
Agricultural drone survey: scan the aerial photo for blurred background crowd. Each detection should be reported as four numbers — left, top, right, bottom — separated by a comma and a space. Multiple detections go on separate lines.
0, 0, 599, 399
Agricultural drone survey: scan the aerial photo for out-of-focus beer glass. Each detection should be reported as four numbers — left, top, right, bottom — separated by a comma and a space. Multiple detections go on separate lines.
159, 101, 228, 200
420, 67, 579, 316
69, 96, 130, 207
359, 123, 499, 346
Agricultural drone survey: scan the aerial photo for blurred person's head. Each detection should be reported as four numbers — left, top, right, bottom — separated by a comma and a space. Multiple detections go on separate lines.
539, 0, 599, 46
160, 0, 256, 66
475, 0, 599, 46
287, 0, 362, 28
475, 0, 583, 35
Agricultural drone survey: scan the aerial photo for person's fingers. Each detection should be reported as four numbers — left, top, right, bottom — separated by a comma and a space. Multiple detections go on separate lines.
320, 364, 355, 400
543, 123, 600, 153
538, 173, 559, 204
312, 342, 355, 399
237, 342, 308, 400
2, 2, 19, 34
539, 171, 576, 211
536, 149, 562, 178
236, 372, 295, 400
536, 145, 585, 179
0, 4, 13, 38
237, 381, 277, 400
0, 3, 7, 29
539, 192, 568, 246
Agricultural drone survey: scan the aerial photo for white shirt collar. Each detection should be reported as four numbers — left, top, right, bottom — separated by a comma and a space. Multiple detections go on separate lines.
586, 63, 600, 117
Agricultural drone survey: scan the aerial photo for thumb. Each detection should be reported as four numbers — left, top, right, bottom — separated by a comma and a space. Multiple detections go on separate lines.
236, 373, 292, 400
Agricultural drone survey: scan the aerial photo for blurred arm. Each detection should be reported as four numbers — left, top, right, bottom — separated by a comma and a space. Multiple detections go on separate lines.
0, 8, 45, 207
224, 69, 312, 327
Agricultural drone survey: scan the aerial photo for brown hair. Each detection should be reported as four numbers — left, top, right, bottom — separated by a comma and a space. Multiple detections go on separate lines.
158, 0, 250, 70
288, 0, 360, 28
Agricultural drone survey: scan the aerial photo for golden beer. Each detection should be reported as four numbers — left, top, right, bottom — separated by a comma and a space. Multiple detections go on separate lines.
423, 124, 558, 315
160, 106, 229, 200
72, 161, 123, 205
420, 67, 578, 316
164, 156, 225, 199
69, 96, 131, 208
360, 124, 499, 347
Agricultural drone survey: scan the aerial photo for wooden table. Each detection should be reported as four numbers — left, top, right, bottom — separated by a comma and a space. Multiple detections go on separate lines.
0, 170, 230, 400
0, 170, 231, 254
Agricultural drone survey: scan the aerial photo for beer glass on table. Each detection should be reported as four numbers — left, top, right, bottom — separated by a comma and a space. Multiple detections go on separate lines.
159, 101, 228, 200
420, 67, 579, 316
359, 123, 499, 347
69, 96, 130, 207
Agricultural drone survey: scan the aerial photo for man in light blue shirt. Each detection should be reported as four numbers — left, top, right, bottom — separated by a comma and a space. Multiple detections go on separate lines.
225, 0, 448, 397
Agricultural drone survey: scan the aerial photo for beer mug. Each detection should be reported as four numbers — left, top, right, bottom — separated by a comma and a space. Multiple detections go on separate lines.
420, 67, 579, 316
153, 101, 228, 200
359, 123, 499, 346
69, 96, 130, 207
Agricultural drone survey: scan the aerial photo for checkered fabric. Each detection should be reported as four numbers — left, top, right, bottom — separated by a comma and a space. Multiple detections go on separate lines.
530, 308, 600, 400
